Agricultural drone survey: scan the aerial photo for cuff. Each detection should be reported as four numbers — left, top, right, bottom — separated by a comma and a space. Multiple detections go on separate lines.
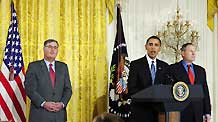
40, 101, 46, 107
62, 102, 65, 108
204, 114, 211, 120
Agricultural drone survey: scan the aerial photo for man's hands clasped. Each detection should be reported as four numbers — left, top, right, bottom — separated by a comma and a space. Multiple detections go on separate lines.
43, 102, 64, 112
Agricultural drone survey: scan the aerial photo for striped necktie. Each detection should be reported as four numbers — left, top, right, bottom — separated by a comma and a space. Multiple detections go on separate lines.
187, 64, 194, 85
49, 64, 55, 88
151, 61, 156, 84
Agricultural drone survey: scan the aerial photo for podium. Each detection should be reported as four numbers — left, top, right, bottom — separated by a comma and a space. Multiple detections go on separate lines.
131, 84, 204, 122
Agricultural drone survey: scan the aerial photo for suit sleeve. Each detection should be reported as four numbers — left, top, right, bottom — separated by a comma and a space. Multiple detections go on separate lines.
60, 64, 72, 107
128, 61, 139, 96
24, 63, 45, 108
202, 69, 211, 115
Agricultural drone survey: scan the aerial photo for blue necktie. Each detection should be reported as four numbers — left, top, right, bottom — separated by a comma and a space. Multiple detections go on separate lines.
151, 61, 156, 84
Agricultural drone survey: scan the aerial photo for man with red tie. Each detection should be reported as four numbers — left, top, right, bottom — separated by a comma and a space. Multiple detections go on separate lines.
25, 39, 72, 122
169, 43, 211, 122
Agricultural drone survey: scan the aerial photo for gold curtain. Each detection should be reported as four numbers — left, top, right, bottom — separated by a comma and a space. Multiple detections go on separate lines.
0, 0, 114, 122
207, 0, 218, 31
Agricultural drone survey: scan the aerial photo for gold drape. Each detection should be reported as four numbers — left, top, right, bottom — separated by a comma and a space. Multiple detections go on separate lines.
0, 0, 115, 122
106, 0, 115, 23
207, 0, 218, 31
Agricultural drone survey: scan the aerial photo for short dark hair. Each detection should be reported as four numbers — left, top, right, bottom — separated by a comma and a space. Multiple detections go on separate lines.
146, 36, 161, 46
44, 39, 59, 47
93, 113, 124, 122
180, 43, 193, 51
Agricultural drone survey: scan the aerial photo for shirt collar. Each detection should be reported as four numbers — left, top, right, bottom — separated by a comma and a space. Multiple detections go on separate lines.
182, 60, 193, 67
146, 55, 157, 70
44, 59, 55, 71
146, 55, 157, 63
44, 59, 55, 66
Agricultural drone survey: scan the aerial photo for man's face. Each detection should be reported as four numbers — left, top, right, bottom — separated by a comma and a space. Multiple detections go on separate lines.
182, 45, 196, 63
43, 42, 58, 62
145, 38, 161, 59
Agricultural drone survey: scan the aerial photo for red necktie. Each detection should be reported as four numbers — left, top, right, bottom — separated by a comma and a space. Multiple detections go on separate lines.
49, 64, 55, 88
187, 65, 194, 85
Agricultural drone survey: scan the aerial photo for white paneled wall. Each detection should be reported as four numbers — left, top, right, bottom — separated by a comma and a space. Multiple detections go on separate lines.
107, 0, 218, 121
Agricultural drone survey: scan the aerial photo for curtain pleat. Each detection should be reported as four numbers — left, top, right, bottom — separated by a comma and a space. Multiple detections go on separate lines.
207, 0, 218, 31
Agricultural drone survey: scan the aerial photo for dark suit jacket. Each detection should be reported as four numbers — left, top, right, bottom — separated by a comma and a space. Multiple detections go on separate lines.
169, 61, 211, 122
128, 56, 169, 122
25, 60, 72, 122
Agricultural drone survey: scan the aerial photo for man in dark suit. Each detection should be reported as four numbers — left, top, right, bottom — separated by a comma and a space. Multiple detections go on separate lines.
25, 39, 72, 122
169, 43, 211, 122
128, 36, 169, 122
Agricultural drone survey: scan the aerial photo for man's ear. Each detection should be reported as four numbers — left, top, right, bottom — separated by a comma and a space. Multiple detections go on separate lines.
181, 51, 184, 57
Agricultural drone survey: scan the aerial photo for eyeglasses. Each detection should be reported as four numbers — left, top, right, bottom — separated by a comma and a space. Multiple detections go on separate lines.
45, 45, 58, 49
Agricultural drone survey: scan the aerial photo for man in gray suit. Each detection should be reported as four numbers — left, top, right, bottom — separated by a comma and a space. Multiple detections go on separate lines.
25, 39, 72, 122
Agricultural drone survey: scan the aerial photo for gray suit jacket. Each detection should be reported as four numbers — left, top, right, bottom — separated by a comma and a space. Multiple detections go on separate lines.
25, 60, 72, 122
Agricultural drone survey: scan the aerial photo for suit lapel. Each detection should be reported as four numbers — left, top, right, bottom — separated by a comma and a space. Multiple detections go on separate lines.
141, 56, 152, 85
142, 56, 150, 71
192, 64, 198, 84
40, 60, 54, 89
55, 62, 61, 89
178, 61, 191, 84
155, 59, 162, 84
